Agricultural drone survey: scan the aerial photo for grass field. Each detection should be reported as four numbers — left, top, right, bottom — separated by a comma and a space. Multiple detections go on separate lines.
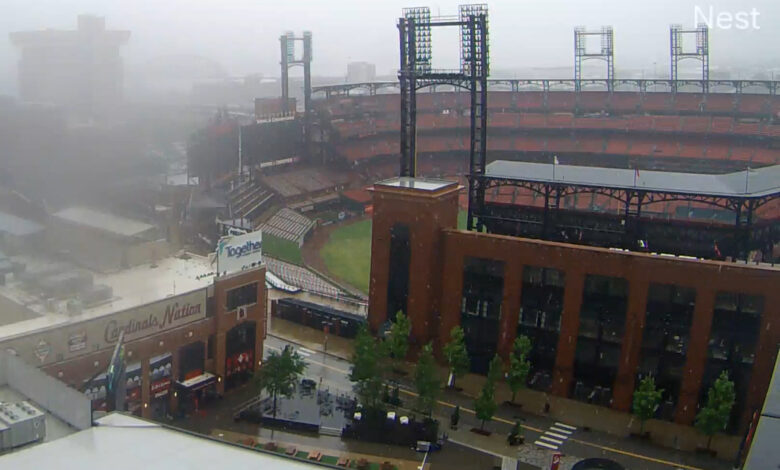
320, 219, 372, 294
319, 211, 466, 294
263, 233, 303, 265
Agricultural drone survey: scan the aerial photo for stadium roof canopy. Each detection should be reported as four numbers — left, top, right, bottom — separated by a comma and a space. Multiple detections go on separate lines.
485, 161, 780, 199
0, 413, 318, 470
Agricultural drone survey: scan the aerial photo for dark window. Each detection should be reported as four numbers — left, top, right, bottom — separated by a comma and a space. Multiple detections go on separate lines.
226, 282, 258, 311
572, 275, 629, 406
386, 223, 411, 317
207, 334, 215, 360
518, 266, 565, 392
638, 284, 696, 421
460, 257, 504, 374
702, 292, 763, 431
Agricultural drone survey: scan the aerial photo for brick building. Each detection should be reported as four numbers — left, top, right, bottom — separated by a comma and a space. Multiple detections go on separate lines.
368, 177, 780, 432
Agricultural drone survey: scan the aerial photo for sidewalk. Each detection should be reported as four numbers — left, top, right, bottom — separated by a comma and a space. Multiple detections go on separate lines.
268, 315, 354, 361
267, 318, 731, 470
213, 428, 420, 470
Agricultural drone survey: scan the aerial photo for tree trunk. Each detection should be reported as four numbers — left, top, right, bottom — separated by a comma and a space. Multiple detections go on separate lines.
706, 434, 713, 451
639, 419, 645, 435
511, 390, 517, 403
480, 419, 485, 431
272, 391, 277, 420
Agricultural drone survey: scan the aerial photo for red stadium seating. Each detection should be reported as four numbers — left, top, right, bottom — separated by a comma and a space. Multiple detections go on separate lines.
642, 93, 672, 112
578, 92, 611, 113
737, 95, 768, 115
610, 93, 641, 113
547, 92, 577, 112
653, 116, 682, 133
710, 117, 733, 134
515, 92, 545, 111
673, 93, 705, 113
705, 95, 735, 113
680, 116, 711, 134
703, 144, 730, 160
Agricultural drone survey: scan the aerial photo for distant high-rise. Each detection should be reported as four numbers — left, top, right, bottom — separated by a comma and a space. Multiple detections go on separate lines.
9, 15, 130, 115
346, 62, 376, 83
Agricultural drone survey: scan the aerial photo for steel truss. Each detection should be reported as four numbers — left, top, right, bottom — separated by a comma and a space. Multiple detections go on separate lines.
280, 31, 313, 153
670, 24, 709, 93
313, 78, 778, 98
398, 4, 490, 231
477, 175, 779, 261
574, 26, 614, 92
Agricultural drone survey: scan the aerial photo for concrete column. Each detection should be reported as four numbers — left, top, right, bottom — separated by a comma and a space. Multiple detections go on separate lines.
551, 270, 585, 397
674, 287, 716, 425
497, 261, 523, 361
169, 348, 179, 414
612, 278, 649, 412
141, 358, 151, 419
741, 289, 780, 429
436, 242, 464, 358
215, 332, 227, 395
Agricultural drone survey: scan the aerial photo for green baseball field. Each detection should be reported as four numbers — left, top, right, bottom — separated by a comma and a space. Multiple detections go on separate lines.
320, 211, 467, 294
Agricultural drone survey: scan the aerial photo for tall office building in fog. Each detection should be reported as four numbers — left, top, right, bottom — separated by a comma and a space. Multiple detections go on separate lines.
346, 61, 376, 83
9, 15, 130, 115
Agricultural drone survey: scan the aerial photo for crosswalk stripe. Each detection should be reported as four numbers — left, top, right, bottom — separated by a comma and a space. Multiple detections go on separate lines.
297, 350, 311, 357
550, 428, 572, 436
554, 422, 576, 430
545, 431, 569, 440
539, 435, 564, 445
534, 440, 559, 450
298, 347, 315, 354
550, 426, 572, 433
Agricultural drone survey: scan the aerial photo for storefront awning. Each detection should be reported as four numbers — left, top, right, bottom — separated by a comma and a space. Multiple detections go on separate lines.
176, 372, 217, 391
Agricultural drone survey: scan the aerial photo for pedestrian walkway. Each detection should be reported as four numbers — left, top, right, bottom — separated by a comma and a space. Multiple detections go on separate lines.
534, 422, 576, 451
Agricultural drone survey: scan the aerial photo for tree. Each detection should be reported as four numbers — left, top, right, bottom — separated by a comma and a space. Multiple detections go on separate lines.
414, 342, 441, 417
350, 324, 388, 410
387, 311, 411, 372
632, 376, 663, 435
506, 336, 532, 404
443, 326, 470, 389
474, 354, 502, 430
474, 382, 497, 431
256, 345, 306, 419
695, 371, 736, 450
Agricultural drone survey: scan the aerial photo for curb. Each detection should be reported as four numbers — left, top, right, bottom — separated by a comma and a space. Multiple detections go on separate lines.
266, 332, 352, 362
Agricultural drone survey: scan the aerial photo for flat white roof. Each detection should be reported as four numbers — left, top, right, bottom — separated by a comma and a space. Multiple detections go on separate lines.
52, 207, 155, 239
0, 413, 316, 469
0, 253, 215, 342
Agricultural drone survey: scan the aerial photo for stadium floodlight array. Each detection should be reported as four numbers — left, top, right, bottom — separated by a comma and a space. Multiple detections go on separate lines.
670, 23, 709, 92
574, 25, 614, 92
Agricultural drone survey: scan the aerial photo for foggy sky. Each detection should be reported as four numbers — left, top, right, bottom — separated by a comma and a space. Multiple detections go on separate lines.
1, 0, 779, 94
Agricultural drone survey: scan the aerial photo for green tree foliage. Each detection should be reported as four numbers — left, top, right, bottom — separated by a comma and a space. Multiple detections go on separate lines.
350, 324, 388, 410
506, 336, 532, 403
414, 342, 441, 417
387, 311, 411, 371
474, 354, 502, 430
695, 371, 736, 450
443, 326, 470, 388
256, 346, 306, 418
632, 376, 663, 434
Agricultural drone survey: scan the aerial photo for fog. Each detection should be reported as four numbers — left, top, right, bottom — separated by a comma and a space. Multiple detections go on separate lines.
1, 0, 779, 95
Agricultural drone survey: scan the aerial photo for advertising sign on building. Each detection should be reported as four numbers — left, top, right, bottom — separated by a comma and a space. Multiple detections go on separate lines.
217, 230, 263, 276
0, 288, 208, 367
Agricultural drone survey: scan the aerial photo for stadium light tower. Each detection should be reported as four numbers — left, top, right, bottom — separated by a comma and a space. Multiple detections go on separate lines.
398, 4, 489, 231
280, 31, 313, 149
670, 23, 709, 93
574, 26, 614, 92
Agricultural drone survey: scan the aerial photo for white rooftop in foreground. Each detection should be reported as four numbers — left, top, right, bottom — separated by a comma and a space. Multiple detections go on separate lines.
375, 176, 457, 191
0, 253, 215, 342
0, 385, 76, 446
0, 413, 317, 469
